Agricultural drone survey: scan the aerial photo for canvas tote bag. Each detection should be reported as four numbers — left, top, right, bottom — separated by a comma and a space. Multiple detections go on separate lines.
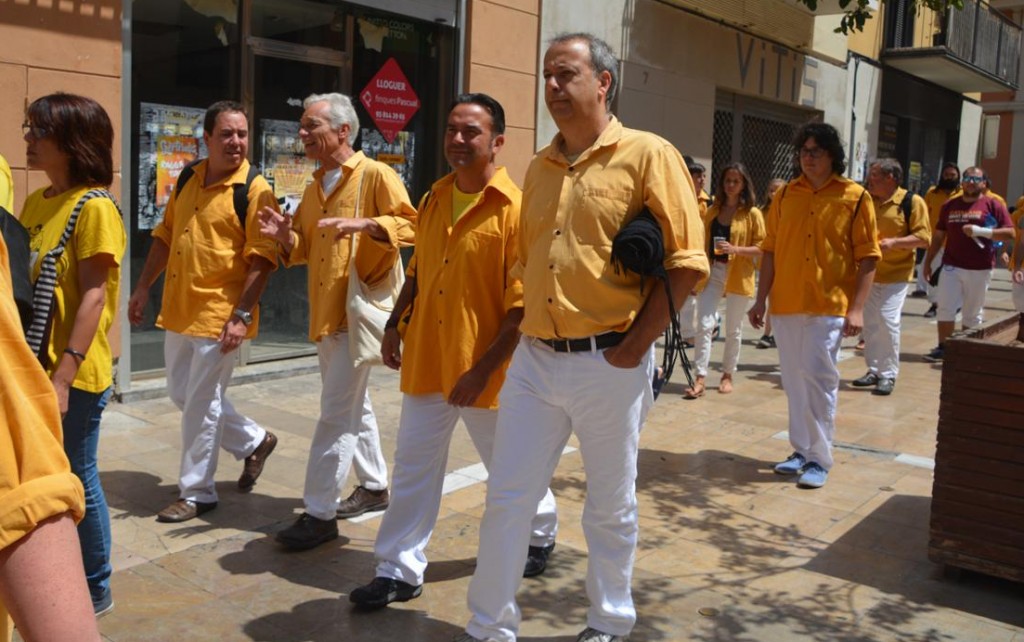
345, 165, 405, 367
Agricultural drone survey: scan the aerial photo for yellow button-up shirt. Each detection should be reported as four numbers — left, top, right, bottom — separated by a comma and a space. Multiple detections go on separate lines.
285, 152, 416, 341
762, 174, 881, 316
873, 187, 930, 284
517, 117, 709, 340
924, 185, 961, 232
400, 168, 521, 409
152, 160, 279, 339
0, 154, 12, 213
696, 203, 765, 297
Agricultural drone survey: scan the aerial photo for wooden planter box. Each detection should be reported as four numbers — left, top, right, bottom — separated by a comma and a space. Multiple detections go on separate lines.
928, 313, 1024, 582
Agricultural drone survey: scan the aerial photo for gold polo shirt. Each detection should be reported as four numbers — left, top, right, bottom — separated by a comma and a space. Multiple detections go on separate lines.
696, 203, 765, 297
400, 168, 522, 409
517, 117, 709, 340
285, 152, 416, 341
872, 187, 931, 284
762, 174, 881, 316
924, 186, 961, 232
152, 160, 279, 340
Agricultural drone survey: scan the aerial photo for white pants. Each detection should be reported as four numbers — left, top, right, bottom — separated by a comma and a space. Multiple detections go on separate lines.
375, 393, 558, 586
936, 266, 992, 328
303, 331, 388, 521
165, 331, 266, 504
679, 294, 697, 338
694, 262, 749, 377
772, 315, 843, 471
863, 282, 908, 380
465, 338, 654, 642
1014, 280, 1024, 313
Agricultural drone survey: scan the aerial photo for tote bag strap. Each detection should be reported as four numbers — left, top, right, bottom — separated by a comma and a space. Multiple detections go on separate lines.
26, 188, 121, 361
346, 164, 369, 289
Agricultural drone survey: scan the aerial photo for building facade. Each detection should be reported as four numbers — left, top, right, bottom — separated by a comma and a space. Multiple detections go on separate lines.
2, 0, 540, 387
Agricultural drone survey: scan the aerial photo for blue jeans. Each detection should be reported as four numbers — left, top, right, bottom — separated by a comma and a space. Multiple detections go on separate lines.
63, 386, 113, 606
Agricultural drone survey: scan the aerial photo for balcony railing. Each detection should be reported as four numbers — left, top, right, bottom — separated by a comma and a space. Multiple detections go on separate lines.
885, 0, 1020, 91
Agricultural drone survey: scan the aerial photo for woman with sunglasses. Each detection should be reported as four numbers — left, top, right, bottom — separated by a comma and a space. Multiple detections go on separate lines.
19, 93, 126, 617
684, 162, 765, 398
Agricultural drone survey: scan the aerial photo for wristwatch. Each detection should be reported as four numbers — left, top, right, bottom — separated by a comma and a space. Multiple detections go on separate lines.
233, 308, 253, 326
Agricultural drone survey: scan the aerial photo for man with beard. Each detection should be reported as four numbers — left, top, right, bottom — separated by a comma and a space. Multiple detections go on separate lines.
922, 166, 1014, 363
915, 162, 961, 315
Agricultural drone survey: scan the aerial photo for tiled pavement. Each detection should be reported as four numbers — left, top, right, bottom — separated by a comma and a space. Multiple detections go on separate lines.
38, 274, 1024, 641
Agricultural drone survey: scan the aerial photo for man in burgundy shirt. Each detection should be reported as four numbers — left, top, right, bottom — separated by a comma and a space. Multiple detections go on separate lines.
922, 166, 1015, 362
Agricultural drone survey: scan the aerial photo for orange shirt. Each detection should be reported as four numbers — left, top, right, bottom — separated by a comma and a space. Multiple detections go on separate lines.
285, 152, 416, 341
517, 118, 709, 340
152, 160, 279, 339
400, 168, 521, 409
762, 174, 881, 316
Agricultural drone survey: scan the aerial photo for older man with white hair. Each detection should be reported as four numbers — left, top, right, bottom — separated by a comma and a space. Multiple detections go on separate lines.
258, 93, 416, 549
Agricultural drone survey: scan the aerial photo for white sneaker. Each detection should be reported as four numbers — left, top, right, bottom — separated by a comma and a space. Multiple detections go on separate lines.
576, 627, 630, 642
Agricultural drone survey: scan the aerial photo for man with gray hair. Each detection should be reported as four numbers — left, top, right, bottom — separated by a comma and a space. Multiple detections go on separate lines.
456, 32, 708, 642
852, 159, 930, 395
257, 92, 416, 549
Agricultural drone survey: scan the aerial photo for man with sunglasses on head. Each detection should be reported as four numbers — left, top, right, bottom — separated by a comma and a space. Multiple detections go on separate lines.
749, 121, 880, 490
922, 166, 1015, 363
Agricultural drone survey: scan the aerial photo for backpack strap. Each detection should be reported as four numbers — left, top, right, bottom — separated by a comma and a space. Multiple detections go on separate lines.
901, 190, 917, 236
233, 163, 260, 230
174, 158, 203, 198
26, 189, 123, 365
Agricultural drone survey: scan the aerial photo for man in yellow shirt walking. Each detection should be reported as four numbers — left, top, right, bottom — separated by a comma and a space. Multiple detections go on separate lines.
348, 93, 557, 609
457, 33, 708, 642
749, 122, 880, 489
128, 101, 281, 523
851, 159, 930, 396
257, 92, 415, 550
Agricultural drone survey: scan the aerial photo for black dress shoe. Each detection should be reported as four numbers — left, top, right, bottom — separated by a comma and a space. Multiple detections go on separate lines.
873, 378, 895, 396
851, 372, 879, 387
523, 543, 555, 578
349, 576, 422, 608
276, 513, 338, 550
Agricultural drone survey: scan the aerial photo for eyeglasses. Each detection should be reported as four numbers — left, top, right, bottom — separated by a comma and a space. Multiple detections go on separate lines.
21, 123, 50, 139
962, 175, 985, 184
798, 146, 826, 159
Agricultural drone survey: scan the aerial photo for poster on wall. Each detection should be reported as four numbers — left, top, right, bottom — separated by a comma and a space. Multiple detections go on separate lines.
137, 102, 207, 230
260, 119, 317, 215
361, 128, 415, 192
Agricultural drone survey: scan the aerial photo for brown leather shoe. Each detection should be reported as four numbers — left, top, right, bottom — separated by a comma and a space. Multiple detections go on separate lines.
239, 431, 277, 492
336, 486, 390, 519
156, 499, 217, 523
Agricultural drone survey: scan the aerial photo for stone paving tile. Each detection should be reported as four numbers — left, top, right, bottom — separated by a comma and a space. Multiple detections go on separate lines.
23, 272, 1023, 642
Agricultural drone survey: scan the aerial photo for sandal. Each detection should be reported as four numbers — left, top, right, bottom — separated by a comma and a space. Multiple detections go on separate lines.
683, 376, 706, 400
719, 374, 734, 394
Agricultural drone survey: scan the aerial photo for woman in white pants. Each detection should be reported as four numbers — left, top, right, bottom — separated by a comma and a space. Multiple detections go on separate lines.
685, 163, 766, 398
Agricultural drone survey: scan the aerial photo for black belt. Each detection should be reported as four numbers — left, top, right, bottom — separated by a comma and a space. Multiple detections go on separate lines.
536, 332, 626, 353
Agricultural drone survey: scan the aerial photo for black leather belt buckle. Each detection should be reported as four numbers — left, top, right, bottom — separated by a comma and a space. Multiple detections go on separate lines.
539, 332, 625, 353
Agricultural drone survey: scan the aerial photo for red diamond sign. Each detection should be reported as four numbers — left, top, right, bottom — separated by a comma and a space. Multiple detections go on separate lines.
360, 58, 420, 143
